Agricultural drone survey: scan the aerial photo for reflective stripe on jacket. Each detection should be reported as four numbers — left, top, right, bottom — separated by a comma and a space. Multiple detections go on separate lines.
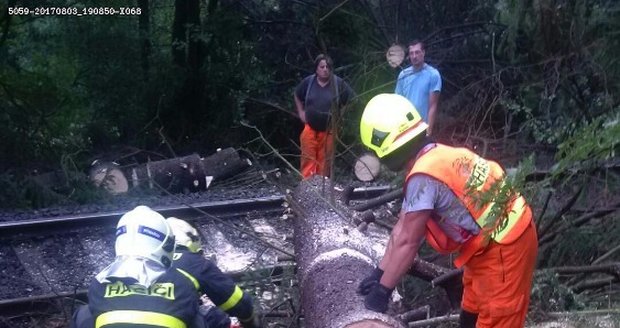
172, 249, 255, 321
88, 269, 198, 328
405, 143, 532, 267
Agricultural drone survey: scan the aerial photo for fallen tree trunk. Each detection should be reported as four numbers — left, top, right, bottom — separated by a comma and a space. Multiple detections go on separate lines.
573, 277, 619, 293
95, 147, 251, 194
290, 176, 406, 328
352, 212, 463, 309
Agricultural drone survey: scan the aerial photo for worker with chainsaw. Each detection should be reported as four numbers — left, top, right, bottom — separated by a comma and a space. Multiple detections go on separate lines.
357, 94, 538, 328
167, 217, 262, 328
294, 54, 355, 178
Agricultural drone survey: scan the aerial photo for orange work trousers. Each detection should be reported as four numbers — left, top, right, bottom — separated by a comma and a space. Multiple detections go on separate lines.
461, 221, 538, 328
300, 124, 333, 179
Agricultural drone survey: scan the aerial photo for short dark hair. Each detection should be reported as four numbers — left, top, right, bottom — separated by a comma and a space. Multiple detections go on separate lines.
408, 40, 425, 51
314, 54, 333, 70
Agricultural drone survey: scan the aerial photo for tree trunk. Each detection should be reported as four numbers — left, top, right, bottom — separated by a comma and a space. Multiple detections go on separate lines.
90, 147, 250, 194
0, 0, 17, 46
172, 0, 202, 69
290, 176, 406, 328
138, 0, 151, 81
130, 147, 250, 193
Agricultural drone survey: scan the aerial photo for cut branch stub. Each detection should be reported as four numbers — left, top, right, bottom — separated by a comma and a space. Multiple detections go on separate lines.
290, 176, 405, 328
408, 259, 463, 309
352, 189, 404, 212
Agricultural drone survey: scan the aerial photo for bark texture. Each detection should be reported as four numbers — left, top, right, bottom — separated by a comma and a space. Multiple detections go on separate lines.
126, 147, 250, 193
290, 176, 405, 328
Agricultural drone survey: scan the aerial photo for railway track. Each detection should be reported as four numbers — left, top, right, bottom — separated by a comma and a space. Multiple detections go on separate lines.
0, 183, 393, 326
0, 195, 289, 298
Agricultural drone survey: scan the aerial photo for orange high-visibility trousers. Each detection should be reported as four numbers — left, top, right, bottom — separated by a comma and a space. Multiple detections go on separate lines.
300, 124, 333, 179
461, 221, 538, 328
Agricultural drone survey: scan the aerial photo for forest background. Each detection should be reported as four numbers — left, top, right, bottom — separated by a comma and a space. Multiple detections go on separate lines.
1, 0, 619, 321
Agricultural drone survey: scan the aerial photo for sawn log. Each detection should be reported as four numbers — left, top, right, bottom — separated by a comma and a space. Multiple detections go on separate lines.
93, 147, 251, 194
290, 176, 405, 328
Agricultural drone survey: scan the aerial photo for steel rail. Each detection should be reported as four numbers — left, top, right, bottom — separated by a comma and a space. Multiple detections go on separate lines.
0, 195, 285, 235
0, 185, 392, 235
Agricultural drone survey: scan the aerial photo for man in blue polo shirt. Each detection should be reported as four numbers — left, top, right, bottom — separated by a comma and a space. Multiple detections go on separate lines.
395, 40, 442, 135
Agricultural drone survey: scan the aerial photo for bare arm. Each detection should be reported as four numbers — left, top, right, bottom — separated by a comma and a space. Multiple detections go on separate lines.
294, 94, 306, 123
427, 92, 440, 136
378, 210, 431, 289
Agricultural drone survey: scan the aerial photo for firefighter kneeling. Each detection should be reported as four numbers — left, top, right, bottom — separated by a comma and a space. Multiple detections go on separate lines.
357, 94, 538, 328
71, 206, 262, 328
167, 217, 261, 328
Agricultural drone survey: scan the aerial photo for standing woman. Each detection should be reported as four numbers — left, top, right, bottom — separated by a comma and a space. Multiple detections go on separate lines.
294, 54, 355, 179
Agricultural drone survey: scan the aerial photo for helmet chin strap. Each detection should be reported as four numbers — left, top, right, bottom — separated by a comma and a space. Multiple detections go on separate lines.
382, 135, 433, 172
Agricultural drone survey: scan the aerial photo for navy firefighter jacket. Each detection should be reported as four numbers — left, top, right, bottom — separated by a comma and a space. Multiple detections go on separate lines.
172, 248, 255, 321
88, 269, 199, 328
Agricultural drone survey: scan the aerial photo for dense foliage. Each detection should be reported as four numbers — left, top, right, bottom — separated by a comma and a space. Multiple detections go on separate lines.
2, 0, 618, 171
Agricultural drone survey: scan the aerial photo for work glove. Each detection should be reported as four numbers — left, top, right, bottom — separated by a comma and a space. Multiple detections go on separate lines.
364, 282, 393, 313
357, 267, 384, 295
239, 311, 263, 328
200, 304, 231, 328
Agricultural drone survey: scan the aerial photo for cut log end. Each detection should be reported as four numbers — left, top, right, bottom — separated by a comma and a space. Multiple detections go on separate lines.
292, 176, 405, 328
89, 162, 129, 194
355, 154, 381, 182
386, 44, 405, 68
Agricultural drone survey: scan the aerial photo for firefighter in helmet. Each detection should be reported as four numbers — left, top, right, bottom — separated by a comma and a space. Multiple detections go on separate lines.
167, 217, 262, 328
71, 205, 202, 328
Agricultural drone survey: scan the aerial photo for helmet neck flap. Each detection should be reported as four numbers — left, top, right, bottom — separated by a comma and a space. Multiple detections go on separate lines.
96, 205, 175, 287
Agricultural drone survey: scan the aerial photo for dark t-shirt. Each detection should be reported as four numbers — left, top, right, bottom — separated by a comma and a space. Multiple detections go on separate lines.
295, 74, 354, 131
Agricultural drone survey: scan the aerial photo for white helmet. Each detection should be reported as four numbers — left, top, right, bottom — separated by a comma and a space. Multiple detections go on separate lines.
115, 206, 176, 268
166, 217, 202, 253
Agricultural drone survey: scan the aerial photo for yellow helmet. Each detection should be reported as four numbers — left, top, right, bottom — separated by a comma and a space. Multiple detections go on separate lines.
360, 94, 428, 158
166, 217, 202, 253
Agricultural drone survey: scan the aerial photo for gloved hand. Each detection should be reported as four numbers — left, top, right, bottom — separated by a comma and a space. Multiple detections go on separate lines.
357, 267, 384, 295
239, 312, 262, 328
364, 282, 393, 313
200, 305, 231, 328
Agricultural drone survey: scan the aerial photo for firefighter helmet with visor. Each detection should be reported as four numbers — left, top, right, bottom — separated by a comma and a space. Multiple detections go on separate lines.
115, 205, 176, 268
